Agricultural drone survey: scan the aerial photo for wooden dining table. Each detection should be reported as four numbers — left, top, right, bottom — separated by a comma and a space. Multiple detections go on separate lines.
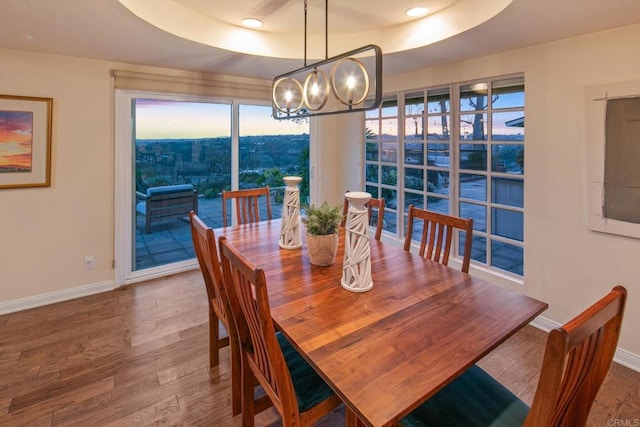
215, 219, 548, 427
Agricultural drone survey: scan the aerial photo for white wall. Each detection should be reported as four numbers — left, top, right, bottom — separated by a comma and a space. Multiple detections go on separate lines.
380, 24, 640, 360
1, 22, 638, 362
0, 50, 115, 305
0, 49, 270, 311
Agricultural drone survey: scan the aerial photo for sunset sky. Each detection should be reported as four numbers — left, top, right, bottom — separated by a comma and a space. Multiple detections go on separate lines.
134, 99, 307, 139
0, 111, 33, 171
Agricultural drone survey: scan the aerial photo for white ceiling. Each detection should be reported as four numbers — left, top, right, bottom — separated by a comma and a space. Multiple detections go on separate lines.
118, 0, 513, 59
1, 0, 640, 81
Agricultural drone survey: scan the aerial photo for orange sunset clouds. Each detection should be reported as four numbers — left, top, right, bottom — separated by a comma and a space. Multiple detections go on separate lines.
0, 111, 33, 172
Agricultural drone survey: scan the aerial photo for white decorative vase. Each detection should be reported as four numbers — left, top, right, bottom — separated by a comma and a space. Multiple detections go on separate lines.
306, 233, 338, 266
341, 191, 373, 292
279, 176, 303, 249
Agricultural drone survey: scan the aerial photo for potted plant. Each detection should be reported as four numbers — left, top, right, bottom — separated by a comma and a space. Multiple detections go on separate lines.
302, 202, 343, 266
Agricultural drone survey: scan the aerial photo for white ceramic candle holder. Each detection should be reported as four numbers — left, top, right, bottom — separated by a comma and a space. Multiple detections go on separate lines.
341, 191, 373, 292
279, 176, 303, 249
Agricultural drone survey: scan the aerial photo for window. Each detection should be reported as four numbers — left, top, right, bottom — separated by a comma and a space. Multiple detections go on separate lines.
133, 98, 232, 271
459, 77, 524, 275
117, 92, 309, 283
365, 98, 399, 233
237, 104, 310, 223
364, 75, 525, 276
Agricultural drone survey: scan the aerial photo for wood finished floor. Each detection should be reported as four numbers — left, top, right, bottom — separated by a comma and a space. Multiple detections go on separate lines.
0, 270, 638, 426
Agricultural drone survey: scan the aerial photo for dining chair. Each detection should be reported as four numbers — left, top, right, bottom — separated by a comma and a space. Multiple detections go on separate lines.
403, 204, 474, 273
400, 285, 627, 427
341, 193, 386, 241
218, 235, 342, 427
189, 212, 241, 415
222, 186, 272, 227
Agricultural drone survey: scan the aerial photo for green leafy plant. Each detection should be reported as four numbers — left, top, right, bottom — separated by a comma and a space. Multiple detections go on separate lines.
302, 202, 343, 236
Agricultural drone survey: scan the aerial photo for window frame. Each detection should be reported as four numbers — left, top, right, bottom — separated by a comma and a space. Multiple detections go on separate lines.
115, 91, 311, 286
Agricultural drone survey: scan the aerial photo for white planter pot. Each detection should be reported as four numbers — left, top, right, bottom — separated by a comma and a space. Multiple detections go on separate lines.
306, 233, 338, 266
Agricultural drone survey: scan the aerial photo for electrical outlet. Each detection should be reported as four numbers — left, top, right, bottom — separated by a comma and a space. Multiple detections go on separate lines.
84, 256, 95, 270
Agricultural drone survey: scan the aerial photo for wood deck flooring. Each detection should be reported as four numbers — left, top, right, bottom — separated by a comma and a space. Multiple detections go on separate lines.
0, 270, 638, 426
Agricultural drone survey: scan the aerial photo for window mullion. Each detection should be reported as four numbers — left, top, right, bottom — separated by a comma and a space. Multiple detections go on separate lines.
231, 102, 239, 191
398, 94, 406, 240
451, 83, 461, 219
486, 81, 494, 268
491, 234, 523, 247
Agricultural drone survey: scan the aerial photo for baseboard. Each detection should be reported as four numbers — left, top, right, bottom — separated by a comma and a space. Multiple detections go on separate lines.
531, 315, 640, 373
610, 347, 640, 373
529, 315, 560, 333
0, 280, 115, 315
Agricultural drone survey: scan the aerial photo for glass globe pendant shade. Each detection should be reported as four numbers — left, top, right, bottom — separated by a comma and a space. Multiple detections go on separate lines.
330, 57, 370, 107
272, 77, 304, 114
303, 69, 330, 111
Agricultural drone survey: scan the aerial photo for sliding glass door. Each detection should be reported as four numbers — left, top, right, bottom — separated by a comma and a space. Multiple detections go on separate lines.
237, 104, 310, 223
132, 98, 232, 271
115, 93, 309, 285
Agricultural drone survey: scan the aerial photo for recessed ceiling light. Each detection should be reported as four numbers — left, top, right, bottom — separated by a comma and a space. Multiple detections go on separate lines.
242, 18, 263, 28
406, 7, 428, 17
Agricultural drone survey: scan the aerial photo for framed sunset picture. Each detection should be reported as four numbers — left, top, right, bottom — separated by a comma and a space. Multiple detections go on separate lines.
0, 95, 52, 189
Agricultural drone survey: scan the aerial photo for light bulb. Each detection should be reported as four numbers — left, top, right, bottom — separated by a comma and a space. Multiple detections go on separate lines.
346, 76, 356, 104
242, 18, 263, 28
406, 7, 428, 17
311, 82, 319, 96
284, 90, 293, 112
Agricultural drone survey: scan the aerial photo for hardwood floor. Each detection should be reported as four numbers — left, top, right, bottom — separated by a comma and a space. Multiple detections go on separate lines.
0, 270, 638, 426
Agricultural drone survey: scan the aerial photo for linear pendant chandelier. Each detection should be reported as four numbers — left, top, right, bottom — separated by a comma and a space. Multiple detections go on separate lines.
272, 0, 382, 120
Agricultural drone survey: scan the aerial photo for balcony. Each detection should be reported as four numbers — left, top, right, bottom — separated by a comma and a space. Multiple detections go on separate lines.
134, 192, 283, 270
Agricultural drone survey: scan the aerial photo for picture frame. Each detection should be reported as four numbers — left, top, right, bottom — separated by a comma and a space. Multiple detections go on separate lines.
0, 94, 53, 189
586, 81, 640, 240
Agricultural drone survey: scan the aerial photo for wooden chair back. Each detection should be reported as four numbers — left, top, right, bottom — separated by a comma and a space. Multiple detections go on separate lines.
189, 212, 240, 415
219, 236, 301, 424
341, 194, 386, 241
524, 286, 627, 427
190, 212, 227, 329
222, 187, 272, 227
404, 204, 474, 273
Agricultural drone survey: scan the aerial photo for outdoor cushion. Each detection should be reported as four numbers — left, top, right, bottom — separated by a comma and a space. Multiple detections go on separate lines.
135, 202, 146, 216
146, 183, 194, 197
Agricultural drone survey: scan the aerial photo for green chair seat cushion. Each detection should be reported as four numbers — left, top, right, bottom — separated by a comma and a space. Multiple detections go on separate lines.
400, 365, 530, 427
277, 332, 335, 413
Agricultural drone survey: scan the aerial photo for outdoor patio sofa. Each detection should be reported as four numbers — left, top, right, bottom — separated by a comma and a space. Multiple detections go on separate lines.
136, 184, 198, 233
